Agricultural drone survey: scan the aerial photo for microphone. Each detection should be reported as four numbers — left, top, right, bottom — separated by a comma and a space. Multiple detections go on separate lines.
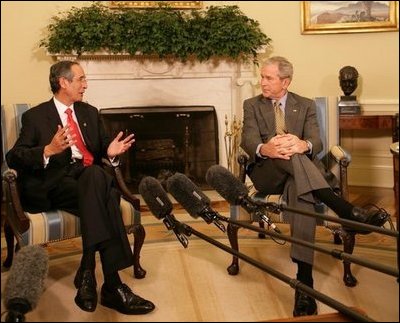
138, 176, 189, 247
166, 172, 226, 232
4, 245, 49, 322
206, 165, 281, 233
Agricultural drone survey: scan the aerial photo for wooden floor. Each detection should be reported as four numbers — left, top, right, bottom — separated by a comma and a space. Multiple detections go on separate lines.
1, 185, 397, 257
1, 186, 398, 322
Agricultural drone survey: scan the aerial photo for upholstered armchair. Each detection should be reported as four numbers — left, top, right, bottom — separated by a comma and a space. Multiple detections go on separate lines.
227, 97, 365, 287
1, 104, 146, 279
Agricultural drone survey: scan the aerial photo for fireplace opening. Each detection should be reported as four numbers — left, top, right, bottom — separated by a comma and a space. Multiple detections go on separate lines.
100, 106, 219, 193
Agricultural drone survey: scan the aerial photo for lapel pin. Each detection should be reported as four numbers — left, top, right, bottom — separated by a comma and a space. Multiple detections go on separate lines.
83, 122, 87, 127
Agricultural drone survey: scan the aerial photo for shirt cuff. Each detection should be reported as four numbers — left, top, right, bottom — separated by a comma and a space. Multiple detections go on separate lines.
256, 143, 268, 159
43, 154, 50, 168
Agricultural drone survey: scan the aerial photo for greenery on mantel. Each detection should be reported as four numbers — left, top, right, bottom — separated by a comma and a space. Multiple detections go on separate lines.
40, 2, 271, 64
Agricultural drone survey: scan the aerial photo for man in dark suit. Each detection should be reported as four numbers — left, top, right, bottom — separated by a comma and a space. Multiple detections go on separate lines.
6, 60, 155, 315
241, 56, 389, 317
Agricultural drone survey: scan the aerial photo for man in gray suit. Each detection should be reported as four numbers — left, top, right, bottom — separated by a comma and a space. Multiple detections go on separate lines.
241, 56, 389, 317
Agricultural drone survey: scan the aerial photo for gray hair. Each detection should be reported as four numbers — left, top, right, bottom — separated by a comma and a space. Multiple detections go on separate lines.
262, 56, 293, 80
49, 60, 80, 94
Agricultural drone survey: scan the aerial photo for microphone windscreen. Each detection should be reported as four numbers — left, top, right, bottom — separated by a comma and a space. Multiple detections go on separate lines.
166, 172, 210, 218
138, 176, 173, 219
206, 165, 248, 204
4, 245, 48, 310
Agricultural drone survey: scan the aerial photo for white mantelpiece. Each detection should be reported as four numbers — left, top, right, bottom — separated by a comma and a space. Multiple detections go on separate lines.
56, 53, 260, 167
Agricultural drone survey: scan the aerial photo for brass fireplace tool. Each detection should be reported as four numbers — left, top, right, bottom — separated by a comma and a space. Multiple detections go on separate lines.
224, 114, 242, 175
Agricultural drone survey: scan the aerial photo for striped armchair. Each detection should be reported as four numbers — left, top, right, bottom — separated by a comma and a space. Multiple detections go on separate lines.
1, 104, 146, 279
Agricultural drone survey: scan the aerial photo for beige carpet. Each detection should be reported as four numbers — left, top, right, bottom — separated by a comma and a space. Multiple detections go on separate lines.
1, 214, 399, 322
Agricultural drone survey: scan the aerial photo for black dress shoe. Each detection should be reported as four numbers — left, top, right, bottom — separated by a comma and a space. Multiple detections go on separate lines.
74, 266, 83, 289
100, 283, 155, 315
351, 205, 390, 231
74, 269, 97, 312
293, 290, 317, 317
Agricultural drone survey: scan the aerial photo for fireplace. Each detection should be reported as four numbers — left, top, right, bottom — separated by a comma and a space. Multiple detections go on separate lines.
55, 53, 261, 186
100, 106, 219, 192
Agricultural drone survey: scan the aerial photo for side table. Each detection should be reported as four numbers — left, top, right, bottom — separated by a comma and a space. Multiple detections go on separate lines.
390, 142, 399, 230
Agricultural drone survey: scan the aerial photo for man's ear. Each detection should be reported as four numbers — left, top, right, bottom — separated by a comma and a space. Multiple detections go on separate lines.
283, 78, 291, 89
59, 77, 68, 89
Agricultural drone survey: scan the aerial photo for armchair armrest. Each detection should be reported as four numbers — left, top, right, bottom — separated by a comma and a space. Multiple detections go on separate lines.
237, 153, 249, 183
330, 145, 351, 166
101, 158, 140, 210
330, 145, 351, 200
2, 168, 30, 234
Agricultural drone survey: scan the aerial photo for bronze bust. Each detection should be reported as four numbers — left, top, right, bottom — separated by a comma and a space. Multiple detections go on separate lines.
338, 66, 360, 114
339, 66, 359, 96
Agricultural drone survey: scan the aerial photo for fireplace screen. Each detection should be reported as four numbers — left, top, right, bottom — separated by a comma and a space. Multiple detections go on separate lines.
100, 106, 219, 193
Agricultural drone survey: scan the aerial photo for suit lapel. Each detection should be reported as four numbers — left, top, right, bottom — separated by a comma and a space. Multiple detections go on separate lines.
46, 99, 71, 162
258, 96, 275, 135
285, 93, 300, 134
46, 99, 63, 130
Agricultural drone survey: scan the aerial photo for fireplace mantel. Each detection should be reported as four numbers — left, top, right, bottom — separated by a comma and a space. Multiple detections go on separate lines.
54, 53, 260, 167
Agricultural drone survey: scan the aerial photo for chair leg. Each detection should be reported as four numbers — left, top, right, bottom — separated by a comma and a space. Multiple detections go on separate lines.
258, 221, 266, 239
340, 229, 357, 287
131, 223, 146, 279
3, 221, 15, 268
227, 223, 240, 275
333, 231, 343, 245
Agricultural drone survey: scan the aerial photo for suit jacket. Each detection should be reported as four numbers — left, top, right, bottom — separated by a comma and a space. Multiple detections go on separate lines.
240, 92, 338, 264
240, 92, 323, 163
6, 99, 111, 211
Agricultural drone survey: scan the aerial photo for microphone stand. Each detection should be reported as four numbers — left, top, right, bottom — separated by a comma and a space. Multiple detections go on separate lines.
223, 217, 399, 278
251, 198, 398, 238
171, 220, 375, 322
247, 198, 399, 281
199, 206, 226, 233
163, 214, 189, 248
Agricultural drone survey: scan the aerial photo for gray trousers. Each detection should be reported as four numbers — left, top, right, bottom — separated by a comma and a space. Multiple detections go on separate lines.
249, 154, 330, 265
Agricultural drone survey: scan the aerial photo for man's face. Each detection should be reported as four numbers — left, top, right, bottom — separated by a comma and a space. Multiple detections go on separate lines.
63, 64, 88, 102
340, 78, 357, 96
260, 64, 290, 100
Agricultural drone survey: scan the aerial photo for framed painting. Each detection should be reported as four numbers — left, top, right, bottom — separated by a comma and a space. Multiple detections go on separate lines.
301, 1, 398, 34
109, 1, 203, 9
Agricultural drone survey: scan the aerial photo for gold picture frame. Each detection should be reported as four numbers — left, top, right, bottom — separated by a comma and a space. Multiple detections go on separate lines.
109, 1, 202, 9
301, 1, 398, 34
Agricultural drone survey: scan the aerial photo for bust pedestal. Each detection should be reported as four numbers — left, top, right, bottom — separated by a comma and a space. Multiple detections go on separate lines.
338, 95, 361, 115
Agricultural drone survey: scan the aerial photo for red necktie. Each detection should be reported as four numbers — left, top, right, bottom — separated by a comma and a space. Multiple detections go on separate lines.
65, 108, 94, 166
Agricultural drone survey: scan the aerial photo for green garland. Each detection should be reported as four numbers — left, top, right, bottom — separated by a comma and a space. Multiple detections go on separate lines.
40, 3, 271, 63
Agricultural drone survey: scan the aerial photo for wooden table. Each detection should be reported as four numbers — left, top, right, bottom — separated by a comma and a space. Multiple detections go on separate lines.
339, 114, 398, 143
390, 142, 399, 226
339, 113, 399, 221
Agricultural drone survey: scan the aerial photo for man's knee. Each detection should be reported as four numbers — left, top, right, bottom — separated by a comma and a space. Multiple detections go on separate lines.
79, 165, 111, 186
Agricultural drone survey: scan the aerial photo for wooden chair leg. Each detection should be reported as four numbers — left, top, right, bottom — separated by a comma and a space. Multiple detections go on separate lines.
3, 221, 15, 268
258, 221, 266, 239
131, 223, 146, 279
340, 229, 357, 287
227, 222, 240, 275
333, 231, 343, 245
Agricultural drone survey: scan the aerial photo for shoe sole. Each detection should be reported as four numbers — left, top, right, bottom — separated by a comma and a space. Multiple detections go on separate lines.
100, 298, 154, 315
74, 295, 97, 312
293, 309, 318, 317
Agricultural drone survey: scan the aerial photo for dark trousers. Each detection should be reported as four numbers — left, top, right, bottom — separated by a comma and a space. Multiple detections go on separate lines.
48, 162, 133, 274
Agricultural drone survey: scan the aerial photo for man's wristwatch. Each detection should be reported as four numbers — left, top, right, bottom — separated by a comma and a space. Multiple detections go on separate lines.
305, 140, 312, 153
